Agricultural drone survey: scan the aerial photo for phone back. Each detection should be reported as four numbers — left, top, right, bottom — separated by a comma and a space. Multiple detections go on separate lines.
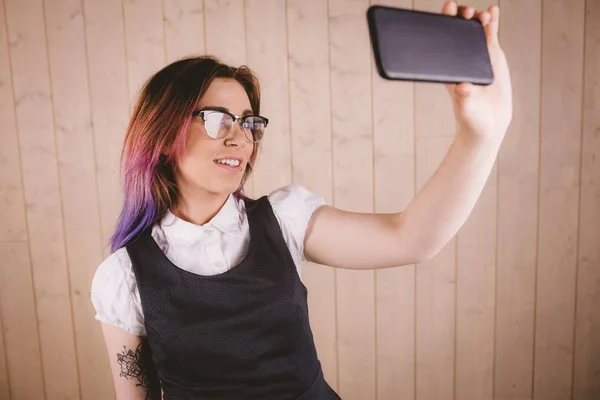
367, 5, 493, 85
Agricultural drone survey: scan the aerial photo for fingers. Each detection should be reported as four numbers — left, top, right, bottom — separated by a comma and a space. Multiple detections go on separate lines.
442, 2, 501, 47
485, 5, 500, 46
457, 5, 476, 20
441, 1, 457, 16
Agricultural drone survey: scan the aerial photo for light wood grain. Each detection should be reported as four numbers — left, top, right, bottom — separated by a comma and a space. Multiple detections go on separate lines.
204, 0, 253, 197
286, 0, 338, 390
494, 0, 542, 399
0, 242, 45, 399
534, 0, 586, 398
573, 0, 600, 398
245, 0, 292, 197
0, 305, 8, 400
163, 0, 206, 63
4, 0, 81, 398
82, 0, 129, 256
415, 136, 456, 400
453, 2, 499, 399
0, 5, 35, 398
0, 0, 27, 244
370, 0, 416, 397
123, 0, 166, 108
43, 0, 113, 398
329, 0, 376, 398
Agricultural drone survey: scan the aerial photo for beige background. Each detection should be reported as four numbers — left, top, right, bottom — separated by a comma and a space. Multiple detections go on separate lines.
1, 0, 599, 399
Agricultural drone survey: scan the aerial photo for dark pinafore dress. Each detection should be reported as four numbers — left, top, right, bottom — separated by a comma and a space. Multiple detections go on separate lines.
126, 196, 342, 400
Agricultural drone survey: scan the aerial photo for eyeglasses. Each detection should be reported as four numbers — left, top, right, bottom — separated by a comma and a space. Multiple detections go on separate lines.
192, 109, 269, 143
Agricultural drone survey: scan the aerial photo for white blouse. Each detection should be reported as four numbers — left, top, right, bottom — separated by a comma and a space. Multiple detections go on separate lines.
91, 184, 326, 336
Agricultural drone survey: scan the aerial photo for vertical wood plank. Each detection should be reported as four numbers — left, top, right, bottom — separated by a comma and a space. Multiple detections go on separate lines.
573, 0, 600, 398
163, 0, 206, 63
414, 137, 456, 400
413, 3, 456, 400
329, 0, 375, 398
0, 3, 43, 398
454, 1, 498, 398
455, 171, 497, 400
494, 1, 541, 399
286, 0, 338, 389
43, 0, 114, 398
0, 306, 9, 400
204, 0, 246, 66
123, 0, 166, 106
370, 0, 416, 397
204, 0, 253, 197
245, 0, 292, 197
0, 243, 46, 399
83, 0, 130, 255
4, 0, 81, 398
534, 0, 586, 399
0, 0, 27, 243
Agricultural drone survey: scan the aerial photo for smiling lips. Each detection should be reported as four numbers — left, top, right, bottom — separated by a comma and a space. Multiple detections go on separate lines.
214, 158, 243, 172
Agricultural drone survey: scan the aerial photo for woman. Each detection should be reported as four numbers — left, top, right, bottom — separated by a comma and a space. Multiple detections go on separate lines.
91, 1, 512, 399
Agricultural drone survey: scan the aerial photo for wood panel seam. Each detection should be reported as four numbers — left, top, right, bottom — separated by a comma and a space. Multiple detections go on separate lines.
202, 0, 207, 54
0, 293, 12, 400
368, 1, 378, 397
2, 2, 48, 397
531, 0, 545, 397
40, 0, 84, 397
284, 0, 294, 188
121, 0, 133, 117
160, 0, 168, 64
571, 0, 588, 398
79, 0, 108, 269
325, 0, 340, 391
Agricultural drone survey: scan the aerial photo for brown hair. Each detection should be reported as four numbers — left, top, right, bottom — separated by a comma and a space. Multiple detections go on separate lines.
111, 55, 261, 251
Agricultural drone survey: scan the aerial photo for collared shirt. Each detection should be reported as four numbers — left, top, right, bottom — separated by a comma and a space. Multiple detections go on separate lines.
91, 184, 326, 336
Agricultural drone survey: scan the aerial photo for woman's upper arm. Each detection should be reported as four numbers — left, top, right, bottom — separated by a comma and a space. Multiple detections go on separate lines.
304, 205, 422, 270
100, 323, 161, 400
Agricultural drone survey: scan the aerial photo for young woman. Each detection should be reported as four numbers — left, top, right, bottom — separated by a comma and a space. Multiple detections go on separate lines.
91, 2, 512, 399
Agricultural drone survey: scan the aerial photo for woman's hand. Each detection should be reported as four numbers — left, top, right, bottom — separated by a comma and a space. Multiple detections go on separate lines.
442, 1, 513, 142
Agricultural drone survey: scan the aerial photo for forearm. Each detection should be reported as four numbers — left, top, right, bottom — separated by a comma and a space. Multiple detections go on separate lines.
400, 130, 504, 261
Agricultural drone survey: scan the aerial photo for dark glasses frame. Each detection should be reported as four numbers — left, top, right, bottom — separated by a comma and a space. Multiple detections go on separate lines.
192, 109, 269, 143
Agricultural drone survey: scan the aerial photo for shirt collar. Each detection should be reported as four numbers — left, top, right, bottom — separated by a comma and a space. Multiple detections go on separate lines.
160, 194, 243, 240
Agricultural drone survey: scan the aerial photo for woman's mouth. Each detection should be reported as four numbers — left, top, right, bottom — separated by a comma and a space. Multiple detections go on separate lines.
214, 158, 243, 172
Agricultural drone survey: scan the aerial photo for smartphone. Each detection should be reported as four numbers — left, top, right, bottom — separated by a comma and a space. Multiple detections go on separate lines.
367, 5, 493, 85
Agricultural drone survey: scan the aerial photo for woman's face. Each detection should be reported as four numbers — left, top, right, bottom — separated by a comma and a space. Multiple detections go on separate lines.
174, 78, 255, 198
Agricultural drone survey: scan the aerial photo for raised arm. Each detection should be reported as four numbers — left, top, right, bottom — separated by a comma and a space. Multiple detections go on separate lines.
100, 323, 161, 400
304, 1, 512, 270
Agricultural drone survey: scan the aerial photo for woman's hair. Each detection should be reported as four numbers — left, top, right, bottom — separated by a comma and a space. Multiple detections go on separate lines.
110, 55, 261, 252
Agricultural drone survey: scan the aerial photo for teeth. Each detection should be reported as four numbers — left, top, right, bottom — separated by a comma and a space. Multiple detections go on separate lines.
216, 159, 240, 167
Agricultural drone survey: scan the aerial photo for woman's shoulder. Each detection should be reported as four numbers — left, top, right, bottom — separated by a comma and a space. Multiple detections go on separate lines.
90, 247, 146, 336
91, 247, 135, 301
266, 184, 326, 209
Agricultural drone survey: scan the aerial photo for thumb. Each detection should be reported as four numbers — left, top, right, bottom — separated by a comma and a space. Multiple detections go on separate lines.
455, 82, 475, 98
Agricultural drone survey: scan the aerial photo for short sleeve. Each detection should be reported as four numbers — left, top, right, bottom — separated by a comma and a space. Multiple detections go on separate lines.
90, 248, 147, 336
268, 184, 326, 271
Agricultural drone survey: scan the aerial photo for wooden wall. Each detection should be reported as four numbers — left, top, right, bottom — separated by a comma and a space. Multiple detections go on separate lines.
0, 0, 599, 399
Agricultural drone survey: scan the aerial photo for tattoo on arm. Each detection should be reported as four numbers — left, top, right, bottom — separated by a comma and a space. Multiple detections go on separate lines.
116, 339, 160, 399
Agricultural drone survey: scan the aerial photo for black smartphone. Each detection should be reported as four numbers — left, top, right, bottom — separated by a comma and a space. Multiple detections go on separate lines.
367, 5, 493, 85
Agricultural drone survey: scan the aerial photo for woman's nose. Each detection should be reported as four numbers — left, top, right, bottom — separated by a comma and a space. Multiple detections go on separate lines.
225, 122, 246, 147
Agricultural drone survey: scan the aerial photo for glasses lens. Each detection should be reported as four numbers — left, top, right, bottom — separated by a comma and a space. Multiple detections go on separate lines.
204, 111, 232, 139
242, 116, 266, 142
